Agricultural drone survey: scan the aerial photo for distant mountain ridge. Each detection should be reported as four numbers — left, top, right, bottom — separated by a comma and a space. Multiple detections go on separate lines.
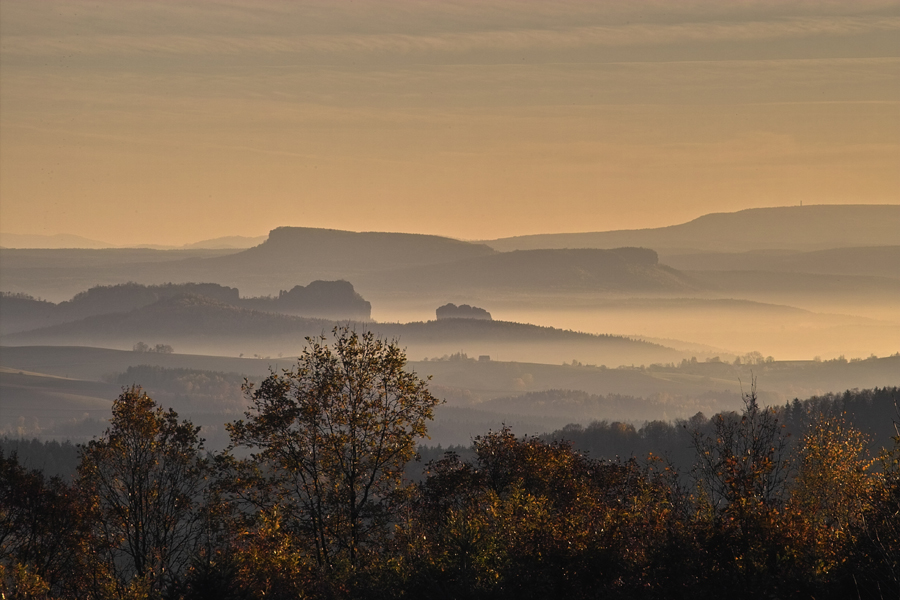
0, 233, 266, 250
182, 235, 267, 249
483, 205, 900, 253
665, 245, 900, 279
3, 206, 898, 302
0, 233, 118, 249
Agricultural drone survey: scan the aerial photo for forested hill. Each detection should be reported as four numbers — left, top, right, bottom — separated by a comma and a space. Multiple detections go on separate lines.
539, 386, 900, 472
0, 281, 371, 335
2, 294, 335, 342
484, 205, 900, 252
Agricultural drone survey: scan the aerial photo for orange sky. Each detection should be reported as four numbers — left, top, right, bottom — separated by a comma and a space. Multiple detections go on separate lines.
1, 0, 898, 246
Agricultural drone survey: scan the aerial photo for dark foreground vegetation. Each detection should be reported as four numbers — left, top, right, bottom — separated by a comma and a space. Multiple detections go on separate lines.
2, 330, 898, 599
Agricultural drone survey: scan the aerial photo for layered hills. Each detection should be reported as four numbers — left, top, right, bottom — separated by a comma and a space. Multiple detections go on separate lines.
0, 235, 693, 300
2, 205, 898, 363
2, 292, 684, 366
3, 205, 898, 450
4, 206, 898, 302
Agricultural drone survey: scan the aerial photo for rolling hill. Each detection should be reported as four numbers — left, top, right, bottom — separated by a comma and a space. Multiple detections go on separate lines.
483, 205, 900, 253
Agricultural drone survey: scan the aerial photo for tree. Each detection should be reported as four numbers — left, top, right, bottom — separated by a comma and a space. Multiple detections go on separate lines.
691, 380, 790, 515
0, 451, 98, 599
77, 387, 207, 595
401, 428, 686, 599
789, 414, 874, 582
689, 380, 795, 593
226, 326, 440, 572
841, 407, 900, 597
793, 414, 873, 532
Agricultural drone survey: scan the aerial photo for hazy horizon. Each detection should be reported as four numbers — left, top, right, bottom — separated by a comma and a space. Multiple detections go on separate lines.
3, 202, 898, 249
2, 1, 898, 246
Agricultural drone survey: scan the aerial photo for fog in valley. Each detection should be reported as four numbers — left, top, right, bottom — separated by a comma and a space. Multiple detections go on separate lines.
2, 205, 898, 449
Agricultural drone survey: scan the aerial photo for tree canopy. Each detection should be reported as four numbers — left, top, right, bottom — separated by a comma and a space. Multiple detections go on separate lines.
226, 326, 441, 571
77, 387, 207, 595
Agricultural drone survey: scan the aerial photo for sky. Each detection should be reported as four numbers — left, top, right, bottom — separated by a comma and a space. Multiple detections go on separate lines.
1, 0, 898, 246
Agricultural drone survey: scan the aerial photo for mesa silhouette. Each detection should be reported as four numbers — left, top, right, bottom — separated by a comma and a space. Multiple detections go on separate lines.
201, 226, 496, 275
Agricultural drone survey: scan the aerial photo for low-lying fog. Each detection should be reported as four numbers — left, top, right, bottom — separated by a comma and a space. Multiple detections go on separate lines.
370, 293, 900, 362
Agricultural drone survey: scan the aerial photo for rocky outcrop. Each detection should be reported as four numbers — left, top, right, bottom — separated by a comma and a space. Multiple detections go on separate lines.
262, 280, 371, 320
436, 303, 492, 321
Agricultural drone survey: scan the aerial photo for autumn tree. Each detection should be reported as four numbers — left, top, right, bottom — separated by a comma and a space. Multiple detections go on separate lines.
402, 428, 685, 599
0, 451, 100, 599
793, 414, 873, 530
781, 413, 874, 588
691, 380, 790, 514
840, 408, 900, 597
226, 327, 440, 574
77, 387, 208, 596
687, 380, 798, 594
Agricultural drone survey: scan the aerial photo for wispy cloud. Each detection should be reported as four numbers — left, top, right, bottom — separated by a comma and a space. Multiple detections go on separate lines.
3, 13, 898, 60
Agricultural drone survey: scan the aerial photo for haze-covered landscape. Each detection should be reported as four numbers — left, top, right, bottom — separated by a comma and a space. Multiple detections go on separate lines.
3, 204, 899, 448
1, 1, 898, 598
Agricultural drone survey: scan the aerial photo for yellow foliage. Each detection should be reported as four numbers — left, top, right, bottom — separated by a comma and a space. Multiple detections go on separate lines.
790, 414, 875, 575
0, 562, 50, 600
